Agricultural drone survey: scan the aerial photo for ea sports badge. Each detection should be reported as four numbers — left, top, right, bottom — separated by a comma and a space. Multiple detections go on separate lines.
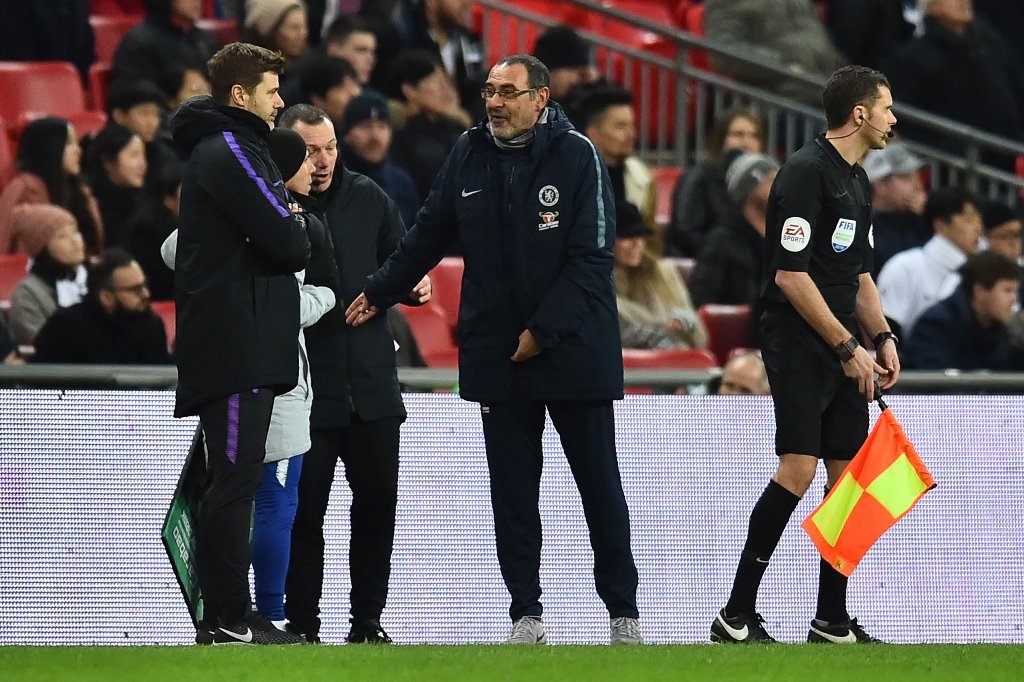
832, 218, 857, 253
781, 217, 811, 252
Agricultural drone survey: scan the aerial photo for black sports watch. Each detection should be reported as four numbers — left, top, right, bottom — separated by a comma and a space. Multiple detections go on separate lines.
873, 330, 899, 350
834, 336, 860, 362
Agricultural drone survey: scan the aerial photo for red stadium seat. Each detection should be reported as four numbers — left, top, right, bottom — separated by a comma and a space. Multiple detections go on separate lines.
0, 116, 13, 188
621, 347, 719, 369
681, 2, 711, 72
196, 18, 239, 46
0, 62, 87, 137
698, 304, 752, 366
595, 2, 680, 143
427, 256, 464, 336
652, 166, 682, 231
475, 1, 596, 70
665, 256, 695, 286
89, 15, 141, 64
150, 300, 176, 352
89, 63, 113, 112
401, 303, 459, 368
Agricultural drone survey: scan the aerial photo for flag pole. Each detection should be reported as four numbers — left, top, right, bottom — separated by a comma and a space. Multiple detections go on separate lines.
874, 378, 889, 412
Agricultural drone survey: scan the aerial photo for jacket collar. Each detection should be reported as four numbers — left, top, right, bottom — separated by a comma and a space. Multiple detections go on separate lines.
924, 233, 969, 271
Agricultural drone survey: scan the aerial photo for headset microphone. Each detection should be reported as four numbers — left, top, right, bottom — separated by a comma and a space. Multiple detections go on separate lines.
860, 115, 894, 138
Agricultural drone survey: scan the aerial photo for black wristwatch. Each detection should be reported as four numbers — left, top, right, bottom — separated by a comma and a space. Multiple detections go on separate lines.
834, 336, 860, 362
873, 330, 899, 350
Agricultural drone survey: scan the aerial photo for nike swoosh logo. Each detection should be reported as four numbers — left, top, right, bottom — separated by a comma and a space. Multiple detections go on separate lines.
219, 627, 253, 643
461, 188, 483, 197
810, 624, 857, 643
717, 615, 748, 640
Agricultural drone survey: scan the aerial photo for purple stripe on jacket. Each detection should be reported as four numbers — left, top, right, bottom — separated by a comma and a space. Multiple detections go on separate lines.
226, 393, 240, 464
222, 131, 291, 218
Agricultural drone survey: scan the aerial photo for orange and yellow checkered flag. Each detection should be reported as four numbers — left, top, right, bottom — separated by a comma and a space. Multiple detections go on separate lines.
802, 406, 936, 577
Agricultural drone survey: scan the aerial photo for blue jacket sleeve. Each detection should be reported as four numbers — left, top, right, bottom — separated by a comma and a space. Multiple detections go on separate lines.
902, 304, 958, 370
364, 140, 462, 308
528, 132, 616, 349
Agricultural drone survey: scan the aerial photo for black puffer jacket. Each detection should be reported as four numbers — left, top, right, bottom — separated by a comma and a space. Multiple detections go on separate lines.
111, 0, 220, 99
303, 165, 408, 430
170, 97, 310, 417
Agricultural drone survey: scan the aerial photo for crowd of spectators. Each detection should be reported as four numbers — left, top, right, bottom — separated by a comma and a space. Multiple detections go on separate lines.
0, 0, 1022, 374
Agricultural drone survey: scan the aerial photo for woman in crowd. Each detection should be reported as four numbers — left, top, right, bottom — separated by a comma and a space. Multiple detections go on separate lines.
0, 117, 103, 255
8, 205, 87, 346
87, 125, 149, 249
245, 0, 310, 68
666, 106, 764, 257
615, 201, 708, 350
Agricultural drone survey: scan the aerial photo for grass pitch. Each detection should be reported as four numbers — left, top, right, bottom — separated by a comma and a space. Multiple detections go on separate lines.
2, 644, 1023, 682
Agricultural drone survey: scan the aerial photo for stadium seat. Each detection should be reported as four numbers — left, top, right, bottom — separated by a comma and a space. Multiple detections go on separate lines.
621, 347, 719, 369
401, 303, 459, 368
475, 1, 596, 71
150, 300, 175, 352
0, 116, 13, 188
665, 256, 695, 286
595, 1, 680, 143
89, 63, 113, 113
0, 253, 30, 316
0, 62, 88, 137
652, 166, 682, 231
680, 2, 712, 72
698, 304, 752, 366
427, 256, 464, 337
196, 18, 239, 46
89, 15, 140, 64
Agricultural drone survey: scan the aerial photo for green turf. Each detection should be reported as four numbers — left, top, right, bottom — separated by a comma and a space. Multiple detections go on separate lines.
2, 645, 1023, 682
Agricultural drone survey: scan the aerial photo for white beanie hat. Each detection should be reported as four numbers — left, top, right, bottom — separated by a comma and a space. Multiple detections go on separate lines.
245, 0, 306, 38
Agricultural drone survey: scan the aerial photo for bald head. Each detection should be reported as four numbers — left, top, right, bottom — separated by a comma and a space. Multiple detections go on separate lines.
718, 354, 770, 396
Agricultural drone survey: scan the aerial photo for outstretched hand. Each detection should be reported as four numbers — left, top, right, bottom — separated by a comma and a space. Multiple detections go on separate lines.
345, 292, 379, 327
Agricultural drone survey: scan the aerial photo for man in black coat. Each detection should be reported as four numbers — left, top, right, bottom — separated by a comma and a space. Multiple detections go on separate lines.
112, 0, 220, 102
33, 248, 171, 365
278, 103, 430, 644
887, 0, 1024, 169
169, 43, 310, 645
346, 55, 642, 646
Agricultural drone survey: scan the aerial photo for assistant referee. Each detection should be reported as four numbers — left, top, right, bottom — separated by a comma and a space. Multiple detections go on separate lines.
711, 65, 901, 644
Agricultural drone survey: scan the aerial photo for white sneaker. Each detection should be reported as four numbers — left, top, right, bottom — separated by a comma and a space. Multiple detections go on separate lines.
506, 616, 547, 644
610, 617, 643, 645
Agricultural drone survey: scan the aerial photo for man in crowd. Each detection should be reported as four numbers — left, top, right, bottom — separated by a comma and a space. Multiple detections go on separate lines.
33, 247, 171, 365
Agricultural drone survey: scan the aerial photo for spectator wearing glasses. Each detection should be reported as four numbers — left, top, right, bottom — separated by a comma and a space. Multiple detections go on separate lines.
32, 247, 171, 364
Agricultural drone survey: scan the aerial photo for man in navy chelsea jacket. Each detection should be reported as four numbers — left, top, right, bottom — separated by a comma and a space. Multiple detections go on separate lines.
170, 43, 310, 645
346, 54, 642, 645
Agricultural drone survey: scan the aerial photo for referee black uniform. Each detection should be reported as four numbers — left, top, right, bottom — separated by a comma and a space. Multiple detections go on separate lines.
712, 66, 901, 643
760, 134, 874, 462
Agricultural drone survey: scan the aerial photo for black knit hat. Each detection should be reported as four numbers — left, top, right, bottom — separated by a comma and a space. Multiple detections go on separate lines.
339, 91, 391, 136
533, 26, 592, 71
267, 127, 308, 181
615, 201, 653, 239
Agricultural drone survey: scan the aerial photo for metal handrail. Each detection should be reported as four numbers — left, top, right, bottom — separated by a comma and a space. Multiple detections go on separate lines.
2, 364, 1024, 393
475, 0, 1024, 195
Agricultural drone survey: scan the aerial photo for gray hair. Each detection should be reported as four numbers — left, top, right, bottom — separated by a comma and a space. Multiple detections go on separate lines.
495, 54, 551, 91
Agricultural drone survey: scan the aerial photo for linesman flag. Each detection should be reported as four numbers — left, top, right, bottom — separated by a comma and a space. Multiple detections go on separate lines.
802, 399, 936, 577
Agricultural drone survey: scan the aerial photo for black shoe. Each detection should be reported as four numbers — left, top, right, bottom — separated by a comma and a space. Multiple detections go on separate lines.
808, 617, 882, 643
195, 628, 215, 645
213, 611, 305, 645
346, 619, 393, 644
710, 609, 777, 643
286, 622, 321, 644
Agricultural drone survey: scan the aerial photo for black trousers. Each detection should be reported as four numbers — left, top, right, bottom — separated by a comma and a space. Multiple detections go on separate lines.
285, 415, 402, 633
196, 388, 275, 626
480, 400, 639, 621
